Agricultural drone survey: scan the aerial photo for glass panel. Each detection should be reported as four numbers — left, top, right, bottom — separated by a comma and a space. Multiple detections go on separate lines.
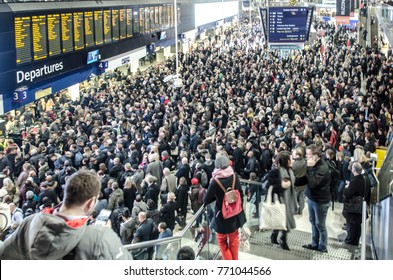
139, 8, 144, 34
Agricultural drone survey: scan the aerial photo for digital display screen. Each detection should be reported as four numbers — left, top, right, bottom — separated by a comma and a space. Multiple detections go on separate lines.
94, 10, 104, 45
15, 16, 32, 64
73, 12, 85, 50
61, 13, 73, 53
126, 8, 133, 38
87, 49, 99, 64
112, 9, 119, 41
103, 9, 112, 44
32, 15, 48, 61
119, 8, 126, 40
84, 11, 94, 47
47, 14, 61, 57
268, 7, 309, 43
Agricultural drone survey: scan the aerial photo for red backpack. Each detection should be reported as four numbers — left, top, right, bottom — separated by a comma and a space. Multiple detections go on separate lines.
215, 174, 242, 219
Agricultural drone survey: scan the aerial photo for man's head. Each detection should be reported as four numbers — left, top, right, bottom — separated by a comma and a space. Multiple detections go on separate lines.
62, 170, 100, 214
306, 144, 321, 161
177, 246, 195, 260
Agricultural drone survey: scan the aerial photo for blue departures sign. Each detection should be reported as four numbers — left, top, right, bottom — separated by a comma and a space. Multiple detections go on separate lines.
268, 7, 309, 43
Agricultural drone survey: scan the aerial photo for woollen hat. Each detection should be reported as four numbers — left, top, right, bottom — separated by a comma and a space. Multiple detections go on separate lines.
26, 191, 34, 199
215, 155, 230, 169
191, 178, 199, 185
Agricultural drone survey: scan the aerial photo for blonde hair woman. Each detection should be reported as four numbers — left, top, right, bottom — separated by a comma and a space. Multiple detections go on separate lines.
123, 177, 137, 213
3, 177, 16, 202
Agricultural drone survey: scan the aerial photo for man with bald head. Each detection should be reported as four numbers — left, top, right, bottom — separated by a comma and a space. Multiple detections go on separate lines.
132, 211, 155, 259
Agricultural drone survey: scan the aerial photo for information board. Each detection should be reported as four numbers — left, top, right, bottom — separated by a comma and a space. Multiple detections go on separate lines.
94, 10, 104, 45
103, 9, 112, 44
61, 13, 73, 53
32, 15, 48, 61
112, 9, 119, 41
126, 8, 133, 38
84, 11, 94, 47
47, 14, 61, 57
268, 7, 308, 43
15, 16, 32, 64
73, 12, 85, 50
119, 8, 126, 40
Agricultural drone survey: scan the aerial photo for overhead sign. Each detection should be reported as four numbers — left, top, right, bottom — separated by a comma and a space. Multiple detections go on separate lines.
268, 7, 310, 43
13, 86, 28, 102
98, 61, 108, 70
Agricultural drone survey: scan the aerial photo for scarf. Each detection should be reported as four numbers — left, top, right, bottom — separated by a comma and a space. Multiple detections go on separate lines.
212, 166, 234, 179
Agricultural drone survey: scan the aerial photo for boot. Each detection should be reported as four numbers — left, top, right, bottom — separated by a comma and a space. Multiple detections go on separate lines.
279, 236, 290, 251
270, 231, 279, 245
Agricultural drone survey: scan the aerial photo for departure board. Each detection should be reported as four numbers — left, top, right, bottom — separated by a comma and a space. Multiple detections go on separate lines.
84, 11, 94, 47
61, 13, 73, 53
94, 10, 104, 45
15, 16, 32, 64
47, 14, 61, 56
103, 9, 112, 44
112, 9, 119, 41
73, 12, 85, 50
119, 8, 126, 40
126, 8, 133, 38
32, 15, 48, 61
268, 7, 309, 43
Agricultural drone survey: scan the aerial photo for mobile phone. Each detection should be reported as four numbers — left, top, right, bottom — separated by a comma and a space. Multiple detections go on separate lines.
94, 209, 112, 226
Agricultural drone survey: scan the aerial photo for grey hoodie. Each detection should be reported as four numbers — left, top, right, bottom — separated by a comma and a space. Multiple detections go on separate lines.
0, 212, 132, 260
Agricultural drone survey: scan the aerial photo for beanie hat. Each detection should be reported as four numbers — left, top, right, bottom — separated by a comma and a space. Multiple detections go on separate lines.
26, 190, 34, 199
191, 178, 199, 185
215, 155, 230, 169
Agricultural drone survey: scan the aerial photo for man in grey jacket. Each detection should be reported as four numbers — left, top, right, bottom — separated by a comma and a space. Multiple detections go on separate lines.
0, 170, 132, 260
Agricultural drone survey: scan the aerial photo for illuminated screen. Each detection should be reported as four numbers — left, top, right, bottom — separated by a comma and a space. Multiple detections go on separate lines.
268, 7, 309, 43
15, 16, 32, 64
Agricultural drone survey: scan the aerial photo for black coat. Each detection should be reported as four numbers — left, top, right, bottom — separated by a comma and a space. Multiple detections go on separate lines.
159, 200, 177, 231
203, 173, 246, 234
176, 183, 189, 216
306, 159, 331, 203
343, 174, 370, 224
144, 183, 160, 209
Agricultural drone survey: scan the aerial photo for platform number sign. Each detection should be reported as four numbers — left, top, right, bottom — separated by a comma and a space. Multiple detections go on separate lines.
98, 61, 108, 70
13, 88, 28, 102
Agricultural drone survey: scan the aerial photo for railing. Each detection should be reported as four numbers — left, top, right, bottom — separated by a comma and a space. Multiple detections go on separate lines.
124, 178, 263, 260
124, 203, 219, 260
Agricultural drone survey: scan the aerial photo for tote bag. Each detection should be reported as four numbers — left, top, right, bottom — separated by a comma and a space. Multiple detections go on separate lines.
259, 186, 287, 231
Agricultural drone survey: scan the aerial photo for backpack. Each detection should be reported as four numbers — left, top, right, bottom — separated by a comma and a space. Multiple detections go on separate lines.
74, 151, 83, 167
254, 160, 262, 177
215, 174, 242, 219
364, 168, 377, 188
198, 186, 206, 205
0, 202, 11, 233
197, 170, 208, 188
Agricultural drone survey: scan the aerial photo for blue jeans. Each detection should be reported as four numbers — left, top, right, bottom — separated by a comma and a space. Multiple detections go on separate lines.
307, 199, 330, 251
337, 180, 346, 203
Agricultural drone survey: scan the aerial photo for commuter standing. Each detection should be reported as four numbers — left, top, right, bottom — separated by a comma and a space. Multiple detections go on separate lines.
302, 144, 331, 253
203, 155, 246, 260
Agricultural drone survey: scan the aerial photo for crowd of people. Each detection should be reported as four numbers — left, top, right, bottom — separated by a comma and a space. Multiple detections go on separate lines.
0, 14, 392, 259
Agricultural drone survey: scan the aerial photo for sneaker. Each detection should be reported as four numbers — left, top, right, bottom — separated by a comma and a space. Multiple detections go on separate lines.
302, 244, 318, 250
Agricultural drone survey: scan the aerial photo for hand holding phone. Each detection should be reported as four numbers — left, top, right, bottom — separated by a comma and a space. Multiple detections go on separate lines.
94, 209, 112, 227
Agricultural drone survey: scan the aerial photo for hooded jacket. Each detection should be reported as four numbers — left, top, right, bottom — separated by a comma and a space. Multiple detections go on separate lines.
0, 212, 132, 260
